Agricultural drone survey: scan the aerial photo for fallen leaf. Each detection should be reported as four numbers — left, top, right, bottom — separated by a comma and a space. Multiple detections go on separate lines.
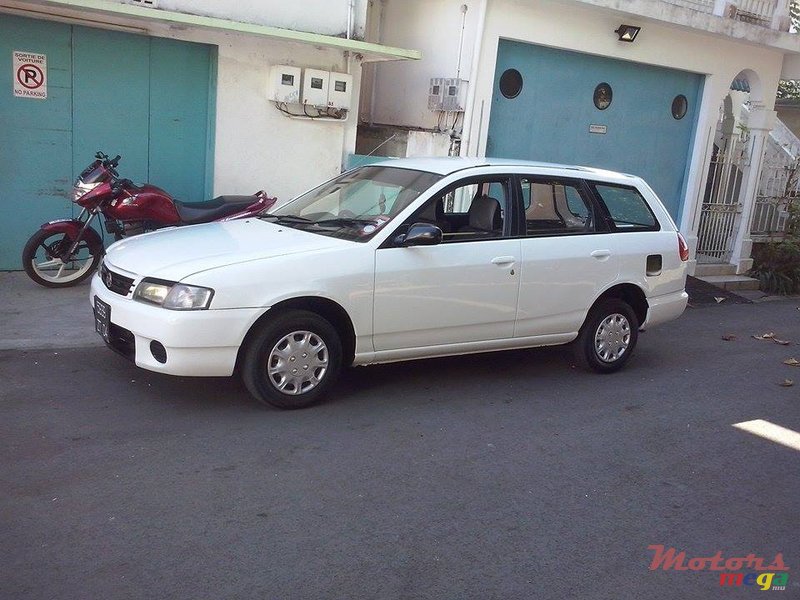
752, 332, 792, 345
779, 379, 794, 387
714, 297, 726, 303
783, 358, 800, 367
721, 334, 737, 341
753, 332, 776, 341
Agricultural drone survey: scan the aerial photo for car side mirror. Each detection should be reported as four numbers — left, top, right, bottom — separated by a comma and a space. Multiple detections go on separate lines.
396, 222, 442, 247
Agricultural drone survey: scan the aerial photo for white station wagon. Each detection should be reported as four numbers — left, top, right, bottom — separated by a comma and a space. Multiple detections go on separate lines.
91, 158, 689, 409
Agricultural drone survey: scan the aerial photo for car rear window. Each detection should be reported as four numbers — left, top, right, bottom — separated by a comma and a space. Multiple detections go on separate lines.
591, 183, 658, 231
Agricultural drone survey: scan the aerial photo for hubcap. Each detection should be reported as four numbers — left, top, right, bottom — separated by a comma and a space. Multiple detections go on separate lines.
594, 313, 631, 363
267, 330, 328, 395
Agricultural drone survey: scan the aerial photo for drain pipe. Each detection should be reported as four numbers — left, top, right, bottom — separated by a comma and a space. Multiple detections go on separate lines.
368, 0, 385, 126
347, 0, 355, 39
460, 0, 488, 157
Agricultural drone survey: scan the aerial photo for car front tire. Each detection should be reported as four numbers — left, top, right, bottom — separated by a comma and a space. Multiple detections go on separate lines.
242, 310, 343, 409
573, 298, 639, 373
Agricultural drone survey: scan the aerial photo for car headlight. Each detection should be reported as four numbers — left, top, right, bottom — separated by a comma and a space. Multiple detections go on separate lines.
72, 181, 101, 202
133, 278, 214, 310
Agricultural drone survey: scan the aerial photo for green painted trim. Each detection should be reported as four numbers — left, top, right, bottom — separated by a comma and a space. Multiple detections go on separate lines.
39, 0, 422, 61
205, 44, 217, 199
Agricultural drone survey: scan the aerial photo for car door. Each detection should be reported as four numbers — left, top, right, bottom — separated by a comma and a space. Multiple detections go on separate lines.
373, 176, 521, 351
514, 176, 620, 337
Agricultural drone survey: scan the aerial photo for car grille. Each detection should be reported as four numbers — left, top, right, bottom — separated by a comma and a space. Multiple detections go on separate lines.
100, 263, 135, 296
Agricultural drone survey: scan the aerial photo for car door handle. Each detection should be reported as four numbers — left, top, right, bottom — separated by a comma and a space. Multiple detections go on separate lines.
590, 249, 612, 260
491, 256, 516, 266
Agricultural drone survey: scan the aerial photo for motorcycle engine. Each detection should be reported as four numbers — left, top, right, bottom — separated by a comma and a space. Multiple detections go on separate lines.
123, 221, 145, 237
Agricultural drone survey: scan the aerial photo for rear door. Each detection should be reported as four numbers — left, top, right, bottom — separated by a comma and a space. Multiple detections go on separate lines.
514, 175, 619, 337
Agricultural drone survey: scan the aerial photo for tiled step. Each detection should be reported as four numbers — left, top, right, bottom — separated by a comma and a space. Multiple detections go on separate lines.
694, 263, 738, 277
696, 275, 761, 291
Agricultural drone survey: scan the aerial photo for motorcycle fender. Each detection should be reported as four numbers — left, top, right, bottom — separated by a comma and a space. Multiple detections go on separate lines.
40, 219, 103, 248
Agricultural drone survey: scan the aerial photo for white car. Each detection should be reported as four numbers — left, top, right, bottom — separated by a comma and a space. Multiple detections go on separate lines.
91, 158, 688, 409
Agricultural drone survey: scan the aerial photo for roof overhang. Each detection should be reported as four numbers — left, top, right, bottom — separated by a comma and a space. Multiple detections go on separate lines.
0, 0, 422, 62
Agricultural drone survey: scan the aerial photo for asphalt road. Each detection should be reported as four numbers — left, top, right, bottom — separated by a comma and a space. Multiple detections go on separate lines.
1, 299, 799, 599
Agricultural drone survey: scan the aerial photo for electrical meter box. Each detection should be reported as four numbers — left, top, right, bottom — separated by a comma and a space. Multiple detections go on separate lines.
268, 65, 301, 104
328, 72, 353, 109
441, 78, 468, 111
302, 69, 330, 106
428, 78, 445, 110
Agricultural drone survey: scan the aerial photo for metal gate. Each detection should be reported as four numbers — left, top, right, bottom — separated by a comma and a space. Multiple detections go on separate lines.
696, 135, 748, 263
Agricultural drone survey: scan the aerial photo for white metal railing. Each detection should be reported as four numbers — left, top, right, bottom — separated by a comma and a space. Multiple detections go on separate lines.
752, 162, 798, 236
769, 117, 800, 159
664, 0, 715, 13
734, 0, 779, 25
661, 0, 786, 29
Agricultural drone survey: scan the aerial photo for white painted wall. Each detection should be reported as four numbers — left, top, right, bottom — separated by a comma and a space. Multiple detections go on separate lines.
133, 0, 368, 38
362, 0, 480, 129
138, 21, 362, 202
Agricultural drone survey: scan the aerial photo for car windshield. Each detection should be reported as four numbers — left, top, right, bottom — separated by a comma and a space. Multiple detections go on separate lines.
261, 166, 442, 241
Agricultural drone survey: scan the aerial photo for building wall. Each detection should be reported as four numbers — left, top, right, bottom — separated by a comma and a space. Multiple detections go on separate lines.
362, 0, 480, 129
135, 0, 368, 38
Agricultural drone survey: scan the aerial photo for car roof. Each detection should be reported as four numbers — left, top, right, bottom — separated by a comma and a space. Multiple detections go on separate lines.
364, 156, 641, 183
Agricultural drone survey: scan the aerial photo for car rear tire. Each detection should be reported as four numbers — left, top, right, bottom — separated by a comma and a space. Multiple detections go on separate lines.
241, 309, 342, 409
573, 298, 639, 373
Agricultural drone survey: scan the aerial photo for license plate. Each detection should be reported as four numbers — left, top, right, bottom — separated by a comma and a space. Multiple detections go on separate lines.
94, 296, 111, 342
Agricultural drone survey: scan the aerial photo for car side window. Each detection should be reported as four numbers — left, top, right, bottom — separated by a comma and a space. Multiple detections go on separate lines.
406, 178, 510, 243
591, 183, 659, 231
521, 178, 594, 235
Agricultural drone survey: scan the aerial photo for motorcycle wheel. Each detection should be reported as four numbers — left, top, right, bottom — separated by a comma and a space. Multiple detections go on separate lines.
22, 230, 103, 288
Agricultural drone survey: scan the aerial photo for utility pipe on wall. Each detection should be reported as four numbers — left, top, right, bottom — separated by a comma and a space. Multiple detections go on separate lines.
456, 3, 468, 80
460, 0, 487, 157
347, 0, 355, 39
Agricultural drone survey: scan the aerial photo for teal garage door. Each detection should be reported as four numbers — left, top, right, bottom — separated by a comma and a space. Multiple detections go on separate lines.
487, 40, 703, 220
0, 15, 216, 270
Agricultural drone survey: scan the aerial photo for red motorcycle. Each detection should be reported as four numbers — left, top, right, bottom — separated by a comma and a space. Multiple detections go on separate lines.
22, 152, 275, 288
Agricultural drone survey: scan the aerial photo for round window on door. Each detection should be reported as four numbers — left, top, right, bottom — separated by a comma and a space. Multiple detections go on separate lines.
672, 94, 688, 120
593, 83, 613, 110
499, 69, 523, 99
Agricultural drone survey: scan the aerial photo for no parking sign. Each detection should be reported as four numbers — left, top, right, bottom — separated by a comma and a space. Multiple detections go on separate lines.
13, 51, 47, 99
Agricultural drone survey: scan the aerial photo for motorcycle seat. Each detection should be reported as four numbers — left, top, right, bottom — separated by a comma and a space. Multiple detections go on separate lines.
175, 194, 259, 225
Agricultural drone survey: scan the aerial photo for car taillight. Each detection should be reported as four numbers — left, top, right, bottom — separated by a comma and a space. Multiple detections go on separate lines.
677, 232, 689, 262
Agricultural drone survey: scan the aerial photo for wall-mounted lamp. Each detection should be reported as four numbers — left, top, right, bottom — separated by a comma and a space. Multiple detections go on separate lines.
614, 24, 641, 43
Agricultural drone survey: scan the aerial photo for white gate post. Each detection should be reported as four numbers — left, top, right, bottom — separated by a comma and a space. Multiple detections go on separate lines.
730, 107, 777, 273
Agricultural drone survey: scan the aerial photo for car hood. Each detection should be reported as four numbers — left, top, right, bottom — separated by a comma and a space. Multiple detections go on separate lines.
104, 219, 350, 280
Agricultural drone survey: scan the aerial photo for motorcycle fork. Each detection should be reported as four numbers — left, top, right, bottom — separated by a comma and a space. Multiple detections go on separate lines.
61, 207, 100, 260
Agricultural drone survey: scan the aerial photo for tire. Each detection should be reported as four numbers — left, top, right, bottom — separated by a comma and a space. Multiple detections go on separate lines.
22, 229, 103, 288
573, 298, 639, 373
241, 310, 343, 409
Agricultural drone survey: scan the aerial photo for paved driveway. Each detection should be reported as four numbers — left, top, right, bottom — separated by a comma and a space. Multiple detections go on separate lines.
1, 296, 798, 599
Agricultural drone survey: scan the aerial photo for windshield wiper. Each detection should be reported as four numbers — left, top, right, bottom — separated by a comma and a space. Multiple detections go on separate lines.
259, 214, 314, 224
314, 217, 377, 228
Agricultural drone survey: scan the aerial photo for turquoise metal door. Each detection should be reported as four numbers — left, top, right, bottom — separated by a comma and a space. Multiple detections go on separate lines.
0, 16, 73, 271
487, 40, 703, 220
0, 15, 216, 270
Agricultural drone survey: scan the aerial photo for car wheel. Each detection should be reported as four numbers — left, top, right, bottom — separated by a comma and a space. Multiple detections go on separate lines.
573, 299, 639, 373
242, 310, 342, 409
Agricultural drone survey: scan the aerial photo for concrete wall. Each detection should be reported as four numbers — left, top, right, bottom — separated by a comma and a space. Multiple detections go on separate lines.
361, 0, 480, 129
143, 23, 362, 202
131, 0, 368, 38
775, 101, 800, 138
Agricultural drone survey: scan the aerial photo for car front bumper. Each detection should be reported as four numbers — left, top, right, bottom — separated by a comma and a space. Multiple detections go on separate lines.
90, 273, 263, 377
